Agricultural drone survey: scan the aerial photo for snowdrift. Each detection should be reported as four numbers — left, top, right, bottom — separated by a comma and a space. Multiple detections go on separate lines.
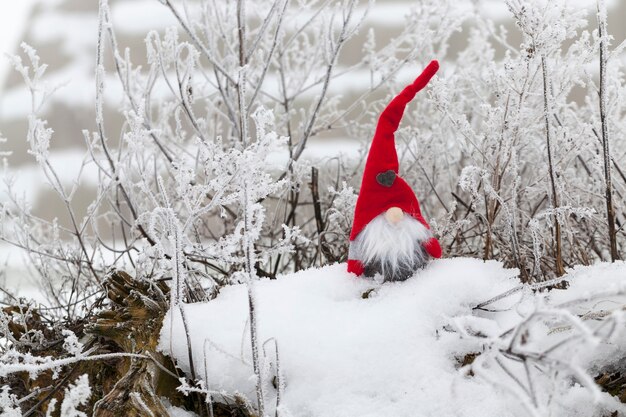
159, 258, 626, 417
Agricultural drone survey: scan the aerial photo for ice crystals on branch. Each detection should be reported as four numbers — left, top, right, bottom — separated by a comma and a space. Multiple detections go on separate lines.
0, 386, 21, 417
61, 330, 84, 356
59, 375, 91, 417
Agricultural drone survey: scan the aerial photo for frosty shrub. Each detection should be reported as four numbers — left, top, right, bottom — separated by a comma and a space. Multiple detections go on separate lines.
423, 0, 625, 280
0, 0, 624, 414
3, 0, 621, 304
455, 272, 625, 416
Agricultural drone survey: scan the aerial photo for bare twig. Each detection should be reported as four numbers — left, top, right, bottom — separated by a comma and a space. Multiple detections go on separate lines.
596, 0, 620, 261
541, 56, 565, 276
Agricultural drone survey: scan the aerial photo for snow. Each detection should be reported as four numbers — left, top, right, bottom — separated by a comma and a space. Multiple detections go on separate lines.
59, 374, 91, 417
92, 0, 623, 34
0, 0, 621, 116
1, 0, 618, 122
0, 149, 100, 203
31, 12, 99, 55
163, 399, 198, 417
0, 58, 445, 122
0, 0, 65, 89
159, 258, 626, 416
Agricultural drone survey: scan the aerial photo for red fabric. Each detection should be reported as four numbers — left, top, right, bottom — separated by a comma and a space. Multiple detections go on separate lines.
349, 60, 440, 242
347, 259, 365, 276
423, 237, 442, 259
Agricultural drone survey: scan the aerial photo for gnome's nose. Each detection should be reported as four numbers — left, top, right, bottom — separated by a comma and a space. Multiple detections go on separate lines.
385, 207, 404, 225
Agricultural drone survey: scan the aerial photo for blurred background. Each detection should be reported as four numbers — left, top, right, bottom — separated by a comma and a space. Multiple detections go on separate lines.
0, 0, 625, 293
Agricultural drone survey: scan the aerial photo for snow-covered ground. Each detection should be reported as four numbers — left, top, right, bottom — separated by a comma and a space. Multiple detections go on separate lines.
160, 258, 626, 417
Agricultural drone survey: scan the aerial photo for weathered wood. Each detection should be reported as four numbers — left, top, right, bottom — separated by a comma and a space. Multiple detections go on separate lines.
88, 271, 182, 416
2, 271, 254, 417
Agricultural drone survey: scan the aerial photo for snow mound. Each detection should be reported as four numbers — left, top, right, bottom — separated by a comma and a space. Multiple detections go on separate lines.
159, 258, 626, 417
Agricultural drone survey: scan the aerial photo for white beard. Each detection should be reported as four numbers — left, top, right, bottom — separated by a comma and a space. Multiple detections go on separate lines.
353, 214, 432, 282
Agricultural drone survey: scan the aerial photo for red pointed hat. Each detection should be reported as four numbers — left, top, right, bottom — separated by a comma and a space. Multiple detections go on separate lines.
349, 60, 439, 242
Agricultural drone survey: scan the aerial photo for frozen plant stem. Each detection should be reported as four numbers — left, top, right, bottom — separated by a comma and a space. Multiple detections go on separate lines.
243, 184, 265, 416
174, 221, 197, 381
597, 0, 620, 261
247, 279, 264, 416
237, 0, 247, 66
541, 56, 565, 276
239, 57, 265, 414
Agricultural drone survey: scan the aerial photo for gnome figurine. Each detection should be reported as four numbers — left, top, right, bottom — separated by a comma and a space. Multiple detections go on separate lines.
347, 60, 442, 282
